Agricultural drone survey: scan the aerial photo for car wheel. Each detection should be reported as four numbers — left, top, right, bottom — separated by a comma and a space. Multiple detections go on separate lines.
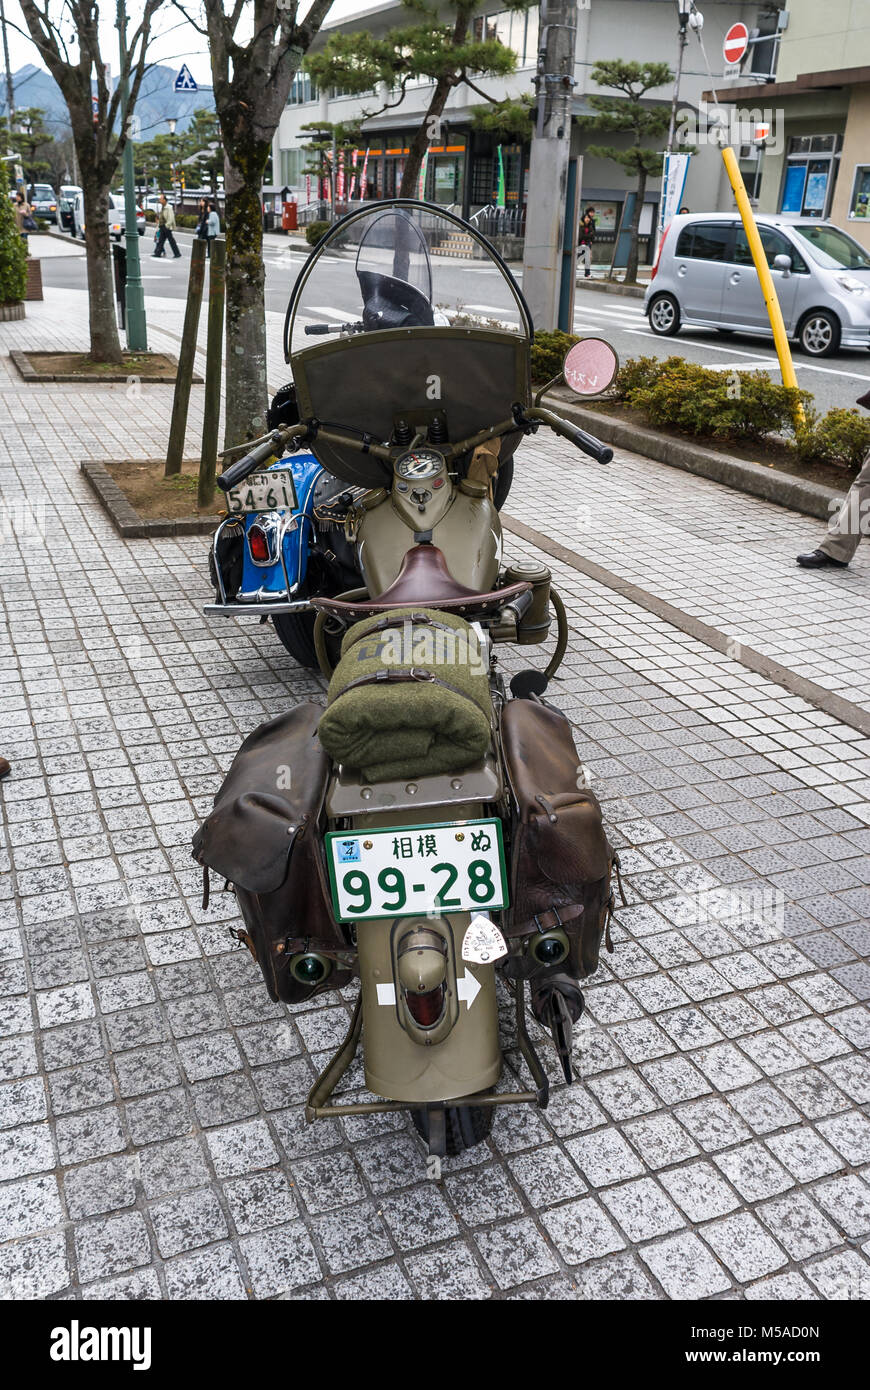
798, 310, 840, 358
648, 293, 681, 337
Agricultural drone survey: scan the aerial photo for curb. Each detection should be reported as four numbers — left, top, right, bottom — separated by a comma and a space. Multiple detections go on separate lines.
574, 278, 648, 299
550, 396, 844, 521
11, 349, 201, 385
80, 459, 221, 538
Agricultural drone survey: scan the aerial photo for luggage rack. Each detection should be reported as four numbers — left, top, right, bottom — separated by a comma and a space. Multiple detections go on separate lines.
325, 751, 503, 817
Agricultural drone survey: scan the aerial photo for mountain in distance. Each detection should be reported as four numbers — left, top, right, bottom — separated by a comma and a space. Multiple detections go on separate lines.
5, 63, 215, 136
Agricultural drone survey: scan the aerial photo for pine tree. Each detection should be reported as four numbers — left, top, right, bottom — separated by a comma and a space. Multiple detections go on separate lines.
581, 61, 673, 285
0, 159, 28, 308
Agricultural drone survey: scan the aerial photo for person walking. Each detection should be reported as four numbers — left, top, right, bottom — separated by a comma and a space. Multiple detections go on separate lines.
14, 190, 35, 248
578, 206, 596, 279
153, 194, 181, 259
196, 197, 208, 251
205, 200, 220, 258
797, 389, 870, 568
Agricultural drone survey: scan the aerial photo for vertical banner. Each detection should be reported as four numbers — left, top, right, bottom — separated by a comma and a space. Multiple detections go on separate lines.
496, 145, 506, 208
349, 148, 359, 200
337, 149, 346, 202
659, 152, 691, 233
360, 148, 370, 201
418, 146, 430, 201
306, 174, 311, 205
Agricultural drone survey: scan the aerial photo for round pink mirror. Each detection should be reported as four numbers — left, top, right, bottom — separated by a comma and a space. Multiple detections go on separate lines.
563, 338, 619, 397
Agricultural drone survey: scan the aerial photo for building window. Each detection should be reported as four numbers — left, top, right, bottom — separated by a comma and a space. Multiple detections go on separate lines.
288, 73, 317, 105
473, 6, 539, 64
780, 134, 842, 219
848, 165, 870, 222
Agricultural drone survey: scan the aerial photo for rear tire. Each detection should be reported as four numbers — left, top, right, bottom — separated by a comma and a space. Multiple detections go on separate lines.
411, 1103, 494, 1156
647, 293, 681, 337
272, 611, 320, 669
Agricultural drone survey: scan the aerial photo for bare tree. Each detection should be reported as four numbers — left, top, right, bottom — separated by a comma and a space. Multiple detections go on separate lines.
172, 0, 333, 446
17, 1, 166, 362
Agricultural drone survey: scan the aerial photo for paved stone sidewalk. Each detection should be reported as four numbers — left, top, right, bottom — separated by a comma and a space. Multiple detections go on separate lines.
0, 293, 868, 1300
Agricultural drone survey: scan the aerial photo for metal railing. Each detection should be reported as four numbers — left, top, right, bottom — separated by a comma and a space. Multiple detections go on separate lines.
469, 204, 526, 238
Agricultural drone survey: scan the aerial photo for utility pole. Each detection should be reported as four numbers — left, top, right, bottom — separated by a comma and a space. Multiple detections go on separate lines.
0, 0, 15, 142
117, 0, 147, 350
521, 0, 578, 334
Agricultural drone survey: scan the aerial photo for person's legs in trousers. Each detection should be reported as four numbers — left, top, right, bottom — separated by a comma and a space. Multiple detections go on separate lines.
798, 451, 870, 568
166, 229, 181, 258
579, 243, 591, 278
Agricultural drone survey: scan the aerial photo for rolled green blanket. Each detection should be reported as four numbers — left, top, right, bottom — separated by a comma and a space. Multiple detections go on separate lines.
318, 607, 493, 782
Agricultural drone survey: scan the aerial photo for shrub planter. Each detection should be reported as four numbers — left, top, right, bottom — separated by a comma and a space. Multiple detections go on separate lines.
0, 302, 25, 321
25, 259, 43, 301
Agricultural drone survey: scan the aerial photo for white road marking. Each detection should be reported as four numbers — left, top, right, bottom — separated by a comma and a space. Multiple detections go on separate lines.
464, 303, 519, 317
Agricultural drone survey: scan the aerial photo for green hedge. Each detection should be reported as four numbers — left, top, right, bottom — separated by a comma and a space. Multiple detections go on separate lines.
0, 161, 27, 304
611, 354, 870, 469
305, 220, 331, 247
530, 330, 581, 386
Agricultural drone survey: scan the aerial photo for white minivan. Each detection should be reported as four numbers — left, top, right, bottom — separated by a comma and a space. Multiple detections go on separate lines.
643, 213, 870, 357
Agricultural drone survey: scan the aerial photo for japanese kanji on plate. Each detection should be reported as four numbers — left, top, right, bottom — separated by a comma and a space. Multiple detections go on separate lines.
325, 819, 508, 922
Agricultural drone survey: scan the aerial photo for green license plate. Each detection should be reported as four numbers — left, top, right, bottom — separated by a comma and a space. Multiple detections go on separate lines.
326, 818, 508, 922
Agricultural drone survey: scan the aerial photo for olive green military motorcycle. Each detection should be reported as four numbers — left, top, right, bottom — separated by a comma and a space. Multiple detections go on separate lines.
194, 201, 624, 1164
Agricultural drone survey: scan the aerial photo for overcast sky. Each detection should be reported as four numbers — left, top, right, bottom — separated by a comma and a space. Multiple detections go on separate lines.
2, 0, 364, 90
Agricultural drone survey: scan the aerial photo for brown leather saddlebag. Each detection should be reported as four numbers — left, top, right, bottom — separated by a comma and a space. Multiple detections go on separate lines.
192, 703, 355, 1005
500, 699, 615, 984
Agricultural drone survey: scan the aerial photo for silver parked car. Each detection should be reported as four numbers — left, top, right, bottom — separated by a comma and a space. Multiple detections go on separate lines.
644, 213, 870, 358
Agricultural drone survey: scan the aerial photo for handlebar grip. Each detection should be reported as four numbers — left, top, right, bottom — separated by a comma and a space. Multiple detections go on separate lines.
217, 434, 283, 493
549, 416, 613, 464
304, 324, 331, 335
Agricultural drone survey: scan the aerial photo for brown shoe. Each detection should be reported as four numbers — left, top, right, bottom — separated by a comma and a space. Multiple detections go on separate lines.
0, 758, 10, 780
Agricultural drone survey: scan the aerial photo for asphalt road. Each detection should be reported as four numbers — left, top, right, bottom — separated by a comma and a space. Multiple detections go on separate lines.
38, 228, 870, 416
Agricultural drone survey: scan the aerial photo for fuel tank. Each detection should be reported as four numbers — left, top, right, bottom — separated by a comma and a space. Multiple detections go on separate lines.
356, 486, 502, 599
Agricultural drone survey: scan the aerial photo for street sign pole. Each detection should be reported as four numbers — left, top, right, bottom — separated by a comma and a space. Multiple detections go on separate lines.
116, 0, 147, 351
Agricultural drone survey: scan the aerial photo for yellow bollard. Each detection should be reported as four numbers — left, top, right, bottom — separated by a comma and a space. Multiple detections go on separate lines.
720, 145, 804, 425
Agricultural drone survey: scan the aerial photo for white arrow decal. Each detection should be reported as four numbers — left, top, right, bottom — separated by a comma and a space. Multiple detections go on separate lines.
456, 972, 481, 1010
376, 983, 396, 1006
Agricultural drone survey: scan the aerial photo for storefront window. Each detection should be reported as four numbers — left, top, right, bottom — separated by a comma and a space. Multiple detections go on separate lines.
780, 134, 841, 219
849, 165, 870, 221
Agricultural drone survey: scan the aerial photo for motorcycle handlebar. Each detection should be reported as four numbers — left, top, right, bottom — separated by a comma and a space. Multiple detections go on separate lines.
216, 430, 293, 493
525, 407, 613, 465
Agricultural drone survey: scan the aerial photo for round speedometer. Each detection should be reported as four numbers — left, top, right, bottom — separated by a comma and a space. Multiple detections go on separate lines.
395, 448, 444, 481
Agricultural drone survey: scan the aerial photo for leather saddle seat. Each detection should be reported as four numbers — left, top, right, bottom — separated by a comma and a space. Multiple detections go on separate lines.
310, 543, 530, 620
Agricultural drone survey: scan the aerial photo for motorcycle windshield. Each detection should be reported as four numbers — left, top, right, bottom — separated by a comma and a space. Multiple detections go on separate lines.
283, 201, 533, 487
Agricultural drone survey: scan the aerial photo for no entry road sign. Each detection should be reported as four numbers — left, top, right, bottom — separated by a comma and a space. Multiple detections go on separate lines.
723, 22, 749, 66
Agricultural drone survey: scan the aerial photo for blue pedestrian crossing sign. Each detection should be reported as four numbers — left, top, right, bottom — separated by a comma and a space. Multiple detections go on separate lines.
174, 64, 198, 93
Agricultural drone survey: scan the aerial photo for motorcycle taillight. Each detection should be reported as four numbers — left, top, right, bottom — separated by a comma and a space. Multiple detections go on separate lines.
248, 524, 271, 563
404, 985, 445, 1028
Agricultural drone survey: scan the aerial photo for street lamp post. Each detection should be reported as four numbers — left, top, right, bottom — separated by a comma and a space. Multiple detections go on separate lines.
665, 0, 694, 161
0, 0, 15, 140
116, 0, 147, 350
167, 117, 179, 204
